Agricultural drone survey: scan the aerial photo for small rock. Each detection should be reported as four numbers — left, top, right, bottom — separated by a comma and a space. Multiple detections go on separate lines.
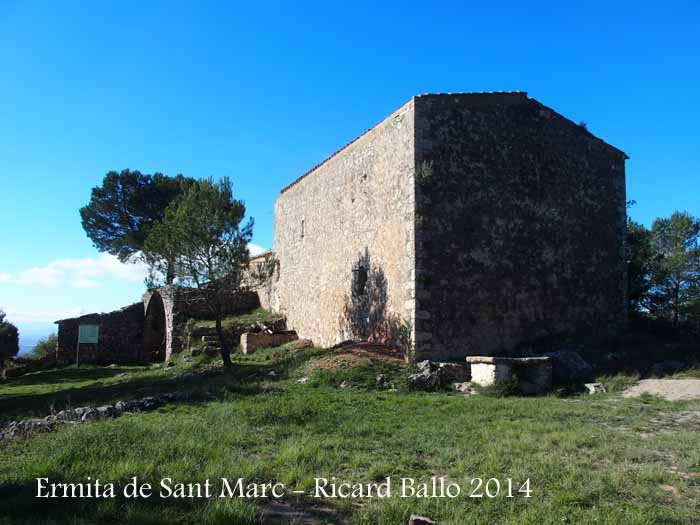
376, 374, 391, 388
96, 405, 116, 418
268, 371, 277, 377
542, 350, 593, 384
140, 397, 158, 410
296, 376, 310, 384
286, 339, 314, 351
409, 361, 470, 391
73, 407, 90, 418
339, 380, 350, 388
409, 515, 436, 525
81, 408, 98, 422
453, 382, 476, 395
585, 383, 607, 394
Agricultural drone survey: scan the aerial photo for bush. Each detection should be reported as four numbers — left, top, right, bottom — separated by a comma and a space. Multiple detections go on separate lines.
30, 334, 58, 359
596, 373, 640, 393
0, 310, 19, 367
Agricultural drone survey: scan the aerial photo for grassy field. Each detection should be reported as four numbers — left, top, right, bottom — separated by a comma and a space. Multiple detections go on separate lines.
1, 345, 699, 524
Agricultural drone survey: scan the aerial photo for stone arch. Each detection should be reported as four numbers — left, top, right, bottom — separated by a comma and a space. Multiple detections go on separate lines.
143, 291, 166, 362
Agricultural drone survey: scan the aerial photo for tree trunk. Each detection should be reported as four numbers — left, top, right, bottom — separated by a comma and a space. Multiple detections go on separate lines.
215, 315, 232, 369
673, 283, 680, 327
165, 260, 175, 285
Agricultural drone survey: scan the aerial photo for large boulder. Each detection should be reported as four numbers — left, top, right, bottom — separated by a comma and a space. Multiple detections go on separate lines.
542, 350, 593, 384
408, 360, 469, 391
650, 360, 686, 377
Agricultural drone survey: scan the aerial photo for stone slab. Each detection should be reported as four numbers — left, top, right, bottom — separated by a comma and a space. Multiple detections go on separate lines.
466, 356, 551, 366
240, 331, 298, 354
470, 363, 514, 386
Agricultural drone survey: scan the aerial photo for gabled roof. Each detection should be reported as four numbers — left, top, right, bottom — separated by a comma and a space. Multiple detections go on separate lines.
278, 91, 627, 195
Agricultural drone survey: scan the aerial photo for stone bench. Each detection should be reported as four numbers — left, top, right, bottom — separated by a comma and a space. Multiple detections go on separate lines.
466, 356, 552, 393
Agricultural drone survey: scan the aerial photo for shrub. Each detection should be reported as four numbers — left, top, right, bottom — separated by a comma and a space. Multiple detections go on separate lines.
0, 310, 19, 368
30, 334, 58, 359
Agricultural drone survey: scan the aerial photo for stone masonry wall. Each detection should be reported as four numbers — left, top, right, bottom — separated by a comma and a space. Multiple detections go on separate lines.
272, 100, 416, 349
56, 303, 146, 365
413, 93, 627, 360
143, 286, 261, 361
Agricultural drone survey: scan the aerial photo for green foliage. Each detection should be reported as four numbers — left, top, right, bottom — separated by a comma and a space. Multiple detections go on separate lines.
0, 310, 19, 365
184, 309, 282, 336
627, 211, 700, 329
29, 333, 58, 360
144, 177, 252, 292
80, 170, 195, 280
626, 219, 656, 312
308, 360, 403, 390
596, 373, 640, 393
144, 177, 261, 367
3, 350, 699, 524
648, 211, 700, 325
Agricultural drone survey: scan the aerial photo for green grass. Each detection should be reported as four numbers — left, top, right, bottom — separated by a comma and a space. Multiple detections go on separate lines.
670, 367, 700, 379
307, 359, 405, 390
185, 308, 284, 335
596, 373, 641, 393
1, 354, 699, 524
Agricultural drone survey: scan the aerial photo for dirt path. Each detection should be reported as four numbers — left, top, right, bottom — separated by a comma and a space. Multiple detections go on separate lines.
623, 379, 700, 401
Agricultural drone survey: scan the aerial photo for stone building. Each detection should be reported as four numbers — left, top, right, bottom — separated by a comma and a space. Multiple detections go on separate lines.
269, 92, 627, 361
55, 287, 260, 364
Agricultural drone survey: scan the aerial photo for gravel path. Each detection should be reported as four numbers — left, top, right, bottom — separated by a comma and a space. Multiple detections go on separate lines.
623, 379, 700, 401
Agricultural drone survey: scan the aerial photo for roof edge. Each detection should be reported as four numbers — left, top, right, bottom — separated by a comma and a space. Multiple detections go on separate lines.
278, 91, 627, 196
279, 96, 417, 195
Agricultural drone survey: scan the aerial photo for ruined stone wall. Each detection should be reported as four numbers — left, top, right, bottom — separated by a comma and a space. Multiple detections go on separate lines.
272, 100, 416, 348
247, 252, 277, 312
145, 286, 261, 360
56, 303, 146, 365
413, 93, 627, 360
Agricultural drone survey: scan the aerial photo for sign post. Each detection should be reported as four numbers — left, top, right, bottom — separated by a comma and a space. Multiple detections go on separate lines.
76, 324, 99, 367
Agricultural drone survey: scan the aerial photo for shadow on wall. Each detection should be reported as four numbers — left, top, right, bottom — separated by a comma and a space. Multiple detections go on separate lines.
339, 249, 412, 355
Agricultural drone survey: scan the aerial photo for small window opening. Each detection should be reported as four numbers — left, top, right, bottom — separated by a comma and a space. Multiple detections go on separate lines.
301, 219, 305, 239
352, 266, 368, 297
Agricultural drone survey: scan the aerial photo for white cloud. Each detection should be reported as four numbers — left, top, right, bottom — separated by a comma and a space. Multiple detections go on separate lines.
2, 306, 87, 324
0, 253, 148, 288
71, 278, 103, 289
248, 243, 267, 256
16, 267, 63, 286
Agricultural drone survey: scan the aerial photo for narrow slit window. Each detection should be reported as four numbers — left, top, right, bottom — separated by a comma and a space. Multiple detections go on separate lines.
301, 219, 305, 239
352, 266, 368, 297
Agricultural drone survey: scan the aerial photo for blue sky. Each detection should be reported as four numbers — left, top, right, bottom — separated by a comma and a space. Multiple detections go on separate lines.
1, 0, 698, 341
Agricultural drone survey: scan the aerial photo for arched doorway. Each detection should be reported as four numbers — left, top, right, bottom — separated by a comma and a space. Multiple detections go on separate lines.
144, 292, 166, 362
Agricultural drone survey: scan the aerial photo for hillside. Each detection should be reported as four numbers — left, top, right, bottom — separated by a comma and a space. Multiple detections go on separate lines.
1, 342, 699, 524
